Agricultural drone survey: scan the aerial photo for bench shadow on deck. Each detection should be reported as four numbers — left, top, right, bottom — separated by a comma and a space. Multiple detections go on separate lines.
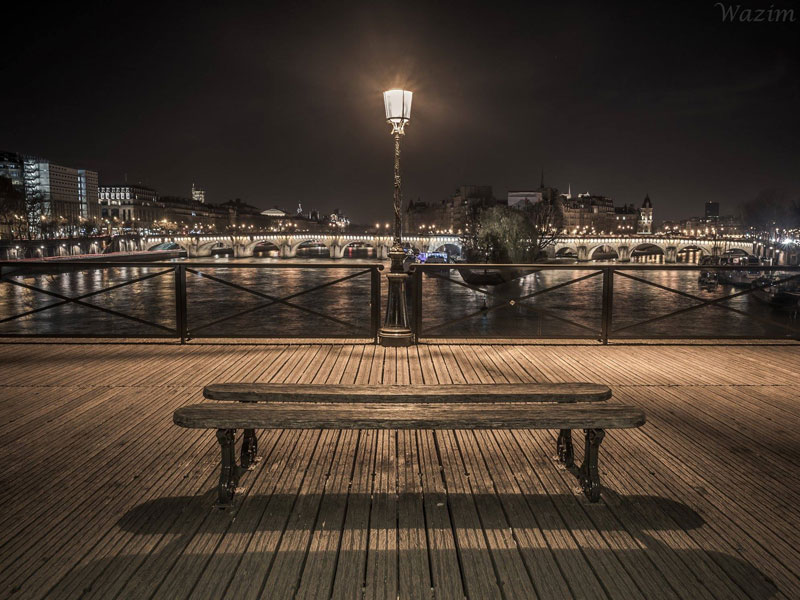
0, 341, 798, 599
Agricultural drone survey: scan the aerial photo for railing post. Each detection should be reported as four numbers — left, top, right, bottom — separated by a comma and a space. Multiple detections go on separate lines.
600, 266, 613, 344
414, 267, 423, 341
175, 265, 188, 344
370, 267, 381, 342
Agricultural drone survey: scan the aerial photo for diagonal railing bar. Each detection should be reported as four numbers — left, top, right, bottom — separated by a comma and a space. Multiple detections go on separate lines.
0, 272, 177, 333
420, 270, 602, 334
611, 271, 800, 335
186, 267, 371, 334
422, 268, 497, 295
425, 268, 602, 303
514, 300, 602, 335
0, 268, 174, 325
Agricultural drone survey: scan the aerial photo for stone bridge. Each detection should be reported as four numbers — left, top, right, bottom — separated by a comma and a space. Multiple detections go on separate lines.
124, 233, 464, 259
550, 236, 755, 263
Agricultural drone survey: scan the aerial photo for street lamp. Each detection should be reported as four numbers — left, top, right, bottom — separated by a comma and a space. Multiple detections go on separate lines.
378, 88, 414, 347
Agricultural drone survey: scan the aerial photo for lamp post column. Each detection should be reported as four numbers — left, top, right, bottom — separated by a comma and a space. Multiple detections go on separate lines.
378, 129, 413, 346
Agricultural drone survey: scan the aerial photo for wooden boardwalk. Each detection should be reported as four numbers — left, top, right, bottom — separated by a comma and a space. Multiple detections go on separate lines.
1, 340, 798, 599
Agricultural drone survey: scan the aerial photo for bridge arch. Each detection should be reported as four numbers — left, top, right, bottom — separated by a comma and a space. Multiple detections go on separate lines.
676, 244, 711, 262
250, 240, 281, 257
147, 241, 188, 253
196, 239, 234, 256
587, 244, 619, 261
554, 243, 579, 257
337, 239, 376, 259
722, 244, 755, 256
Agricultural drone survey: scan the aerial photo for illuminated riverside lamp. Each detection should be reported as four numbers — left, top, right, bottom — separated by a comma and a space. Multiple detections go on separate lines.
378, 88, 414, 347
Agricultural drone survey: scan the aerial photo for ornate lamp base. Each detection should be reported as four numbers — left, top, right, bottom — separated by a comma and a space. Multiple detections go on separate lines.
378, 246, 413, 347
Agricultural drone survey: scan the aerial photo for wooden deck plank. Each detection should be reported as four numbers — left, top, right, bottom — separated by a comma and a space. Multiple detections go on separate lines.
219, 430, 322, 600
364, 429, 399, 600
258, 429, 342, 597
330, 429, 377, 600
396, 430, 432, 599
436, 429, 504, 598
295, 429, 360, 599
415, 429, 466, 600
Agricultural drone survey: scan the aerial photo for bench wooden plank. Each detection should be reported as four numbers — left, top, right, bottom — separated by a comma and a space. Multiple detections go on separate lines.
174, 402, 643, 430
202, 382, 612, 403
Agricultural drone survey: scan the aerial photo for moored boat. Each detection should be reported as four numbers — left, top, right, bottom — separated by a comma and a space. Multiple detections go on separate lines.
457, 267, 535, 286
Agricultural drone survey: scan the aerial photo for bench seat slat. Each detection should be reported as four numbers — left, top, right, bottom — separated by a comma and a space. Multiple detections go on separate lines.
174, 402, 644, 430
202, 383, 612, 403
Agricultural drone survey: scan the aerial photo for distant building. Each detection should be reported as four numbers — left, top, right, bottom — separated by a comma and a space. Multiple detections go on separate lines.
614, 204, 639, 234
78, 170, 99, 220
1, 151, 98, 235
559, 191, 653, 235
260, 207, 287, 217
507, 191, 542, 209
99, 184, 161, 224
0, 152, 24, 193
406, 185, 499, 235
638, 195, 653, 234
561, 193, 616, 233
160, 195, 230, 230
192, 183, 205, 204
329, 209, 350, 228
705, 200, 720, 220
22, 156, 97, 226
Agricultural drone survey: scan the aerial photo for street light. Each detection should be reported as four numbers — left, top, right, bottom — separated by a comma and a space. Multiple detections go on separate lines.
378, 88, 414, 347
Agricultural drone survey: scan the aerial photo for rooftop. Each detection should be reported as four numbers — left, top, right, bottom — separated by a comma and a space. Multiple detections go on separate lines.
1, 340, 798, 598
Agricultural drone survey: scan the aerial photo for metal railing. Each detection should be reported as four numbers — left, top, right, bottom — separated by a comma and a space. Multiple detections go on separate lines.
411, 263, 800, 342
3, 260, 799, 342
0, 261, 383, 341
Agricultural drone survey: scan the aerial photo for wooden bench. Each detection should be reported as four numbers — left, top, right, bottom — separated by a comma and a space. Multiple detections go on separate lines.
173, 383, 645, 506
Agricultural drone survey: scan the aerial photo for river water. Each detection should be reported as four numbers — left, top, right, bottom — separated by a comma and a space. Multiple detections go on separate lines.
0, 248, 797, 339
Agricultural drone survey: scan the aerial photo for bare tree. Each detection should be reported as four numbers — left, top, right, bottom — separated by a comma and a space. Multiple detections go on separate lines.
462, 200, 564, 263
0, 176, 24, 240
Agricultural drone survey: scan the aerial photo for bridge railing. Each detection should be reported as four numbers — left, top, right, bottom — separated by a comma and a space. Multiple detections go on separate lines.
410, 263, 800, 342
0, 261, 383, 341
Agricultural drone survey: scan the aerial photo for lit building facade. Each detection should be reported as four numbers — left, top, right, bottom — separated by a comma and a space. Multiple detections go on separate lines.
192, 183, 205, 204
406, 185, 499, 234
22, 157, 97, 225
99, 184, 161, 224
78, 169, 99, 220
638, 195, 653, 234
561, 193, 616, 233
0, 152, 24, 193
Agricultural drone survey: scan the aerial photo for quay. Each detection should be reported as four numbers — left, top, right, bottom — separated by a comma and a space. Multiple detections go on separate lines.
1, 339, 799, 599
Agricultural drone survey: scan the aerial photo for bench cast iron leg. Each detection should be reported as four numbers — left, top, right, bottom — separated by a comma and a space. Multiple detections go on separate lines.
216, 428, 238, 506
579, 428, 605, 502
557, 429, 574, 467
241, 429, 258, 470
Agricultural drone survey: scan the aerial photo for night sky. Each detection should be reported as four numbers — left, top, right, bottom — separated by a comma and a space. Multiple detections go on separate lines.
3, 1, 798, 223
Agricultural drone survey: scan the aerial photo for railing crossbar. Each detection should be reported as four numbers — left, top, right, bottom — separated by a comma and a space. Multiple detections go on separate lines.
611, 271, 800, 336
515, 301, 602, 335
0, 267, 173, 325
420, 270, 602, 334
0, 270, 177, 333
187, 267, 371, 334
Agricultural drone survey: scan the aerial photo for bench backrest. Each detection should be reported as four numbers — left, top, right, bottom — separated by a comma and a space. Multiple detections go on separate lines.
203, 383, 612, 403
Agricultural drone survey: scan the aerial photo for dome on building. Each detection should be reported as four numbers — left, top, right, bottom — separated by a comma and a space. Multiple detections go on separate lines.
642, 194, 652, 209
261, 207, 287, 217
